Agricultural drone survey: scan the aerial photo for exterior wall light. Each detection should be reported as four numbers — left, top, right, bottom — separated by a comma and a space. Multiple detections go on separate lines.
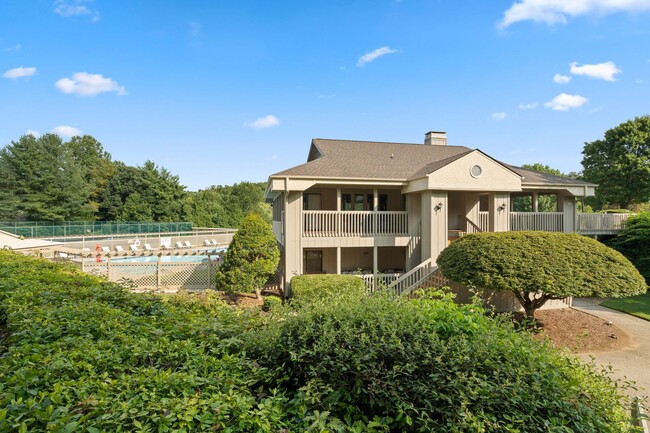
434, 202, 443, 211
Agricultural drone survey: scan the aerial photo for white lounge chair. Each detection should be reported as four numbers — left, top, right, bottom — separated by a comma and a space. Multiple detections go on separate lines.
175, 241, 185, 249
101, 246, 110, 253
144, 243, 153, 251
115, 245, 125, 253
130, 245, 139, 253
160, 243, 173, 250
211, 239, 218, 246
184, 241, 193, 248
204, 239, 212, 246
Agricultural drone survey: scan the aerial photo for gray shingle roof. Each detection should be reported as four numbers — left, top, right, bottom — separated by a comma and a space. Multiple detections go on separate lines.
271, 139, 474, 180
270, 138, 595, 188
506, 165, 596, 187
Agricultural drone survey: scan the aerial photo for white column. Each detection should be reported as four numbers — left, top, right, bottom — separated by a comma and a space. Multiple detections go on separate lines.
336, 247, 341, 274
532, 192, 538, 213
336, 188, 341, 211
373, 189, 378, 211
373, 246, 378, 274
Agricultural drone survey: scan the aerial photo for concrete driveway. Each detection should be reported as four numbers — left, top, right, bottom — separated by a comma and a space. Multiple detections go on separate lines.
572, 298, 650, 403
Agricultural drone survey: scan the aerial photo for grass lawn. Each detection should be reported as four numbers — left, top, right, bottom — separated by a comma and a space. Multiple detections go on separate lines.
600, 292, 650, 321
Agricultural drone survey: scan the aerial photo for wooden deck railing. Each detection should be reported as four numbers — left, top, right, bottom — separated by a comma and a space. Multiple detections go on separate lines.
510, 212, 564, 232
359, 273, 402, 292
577, 213, 630, 234
302, 211, 408, 237
388, 258, 436, 296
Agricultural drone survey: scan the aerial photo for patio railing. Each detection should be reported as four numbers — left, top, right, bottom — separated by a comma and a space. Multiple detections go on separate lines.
303, 211, 408, 237
510, 212, 564, 232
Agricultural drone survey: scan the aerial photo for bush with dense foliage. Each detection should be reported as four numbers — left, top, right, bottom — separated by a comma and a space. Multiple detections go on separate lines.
0, 251, 293, 432
0, 251, 641, 432
246, 290, 636, 432
437, 231, 647, 318
215, 213, 279, 298
608, 212, 650, 284
289, 274, 366, 302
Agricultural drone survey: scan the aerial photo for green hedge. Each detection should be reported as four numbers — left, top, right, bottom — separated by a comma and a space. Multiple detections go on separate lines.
247, 293, 636, 432
289, 274, 366, 302
0, 251, 640, 432
0, 251, 290, 432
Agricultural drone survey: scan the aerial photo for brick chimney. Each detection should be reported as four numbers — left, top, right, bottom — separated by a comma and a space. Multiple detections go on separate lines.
424, 131, 447, 146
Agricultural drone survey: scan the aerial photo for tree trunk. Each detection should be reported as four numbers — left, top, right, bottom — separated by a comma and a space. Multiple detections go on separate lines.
255, 287, 262, 300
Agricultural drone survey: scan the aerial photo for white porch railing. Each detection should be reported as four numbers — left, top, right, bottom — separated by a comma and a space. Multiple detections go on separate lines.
388, 258, 437, 296
359, 273, 402, 292
303, 211, 408, 237
510, 212, 564, 232
577, 213, 630, 234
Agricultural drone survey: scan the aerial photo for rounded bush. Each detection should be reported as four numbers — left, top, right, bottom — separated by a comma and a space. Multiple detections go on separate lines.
289, 274, 365, 303
248, 294, 635, 432
437, 231, 646, 318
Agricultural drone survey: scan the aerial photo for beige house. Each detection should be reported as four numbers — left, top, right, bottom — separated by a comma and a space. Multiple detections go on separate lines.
265, 131, 598, 296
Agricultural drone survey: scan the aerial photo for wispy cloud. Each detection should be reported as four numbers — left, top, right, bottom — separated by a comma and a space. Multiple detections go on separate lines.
52, 125, 82, 137
491, 112, 507, 120
3, 66, 37, 79
553, 73, 571, 83
54, 0, 100, 22
569, 61, 621, 81
245, 115, 280, 129
499, 0, 650, 28
519, 102, 538, 110
357, 46, 398, 67
55, 72, 127, 96
188, 20, 202, 37
5, 43, 21, 52
545, 93, 588, 111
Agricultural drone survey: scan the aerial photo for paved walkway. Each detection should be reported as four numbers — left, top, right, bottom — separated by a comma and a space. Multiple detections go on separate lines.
572, 298, 650, 403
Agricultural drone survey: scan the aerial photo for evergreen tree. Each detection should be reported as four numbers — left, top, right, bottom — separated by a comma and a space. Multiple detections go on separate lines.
215, 213, 279, 298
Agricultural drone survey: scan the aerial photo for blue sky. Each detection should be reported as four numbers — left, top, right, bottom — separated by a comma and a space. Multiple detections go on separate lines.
1, 0, 649, 190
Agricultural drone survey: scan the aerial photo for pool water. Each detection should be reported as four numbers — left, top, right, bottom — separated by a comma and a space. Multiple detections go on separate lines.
110, 252, 225, 264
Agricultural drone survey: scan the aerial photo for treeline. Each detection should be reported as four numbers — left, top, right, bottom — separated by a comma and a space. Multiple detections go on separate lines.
0, 133, 268, 227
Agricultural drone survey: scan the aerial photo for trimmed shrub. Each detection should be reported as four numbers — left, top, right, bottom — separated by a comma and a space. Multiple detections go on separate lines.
262, 295, 283, 312
437, 231, 646, 318
247, 293, 636, 432
608, 212, 650, 284
0, 251, 290, 432
215, 212, 279, 298
290, 274, 365, 303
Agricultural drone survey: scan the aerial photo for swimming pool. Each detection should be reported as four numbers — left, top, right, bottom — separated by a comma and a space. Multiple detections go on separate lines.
110, 250, 226, 263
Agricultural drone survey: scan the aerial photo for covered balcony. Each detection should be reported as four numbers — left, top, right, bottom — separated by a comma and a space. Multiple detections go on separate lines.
302, 210, 409, 237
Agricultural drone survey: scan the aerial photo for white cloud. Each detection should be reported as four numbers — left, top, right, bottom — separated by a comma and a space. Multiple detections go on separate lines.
519, 102, 538, 110
52, 125, 82, 137
544, 93, 588, 111
54, 0, 100, 22
25, 130, 41, 138
491, 112, 507, 120
569, 61, 621, 81
55, 72, 127, 96
499, 0, 650, 28
245, 115, 280, 129
553, 73, 572, 83
357, 46, 398, 67
3, 66, 37, 79
188, 20, 202, 37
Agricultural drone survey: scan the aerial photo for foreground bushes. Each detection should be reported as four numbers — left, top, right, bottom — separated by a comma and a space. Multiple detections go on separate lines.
289, 274, 365, 302
0, 251, 639, 432
247, 290, 636, 432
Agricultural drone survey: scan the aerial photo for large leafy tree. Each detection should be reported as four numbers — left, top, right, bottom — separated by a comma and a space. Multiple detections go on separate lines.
437, 231, 646, 319
99, 161, 186, 221
0, 134, 93, 221
67, 135, 116, 216
607, 212, 650, 284
184, 182, 270, 228
582, 116, 650, 209
215, 213, 279, 298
